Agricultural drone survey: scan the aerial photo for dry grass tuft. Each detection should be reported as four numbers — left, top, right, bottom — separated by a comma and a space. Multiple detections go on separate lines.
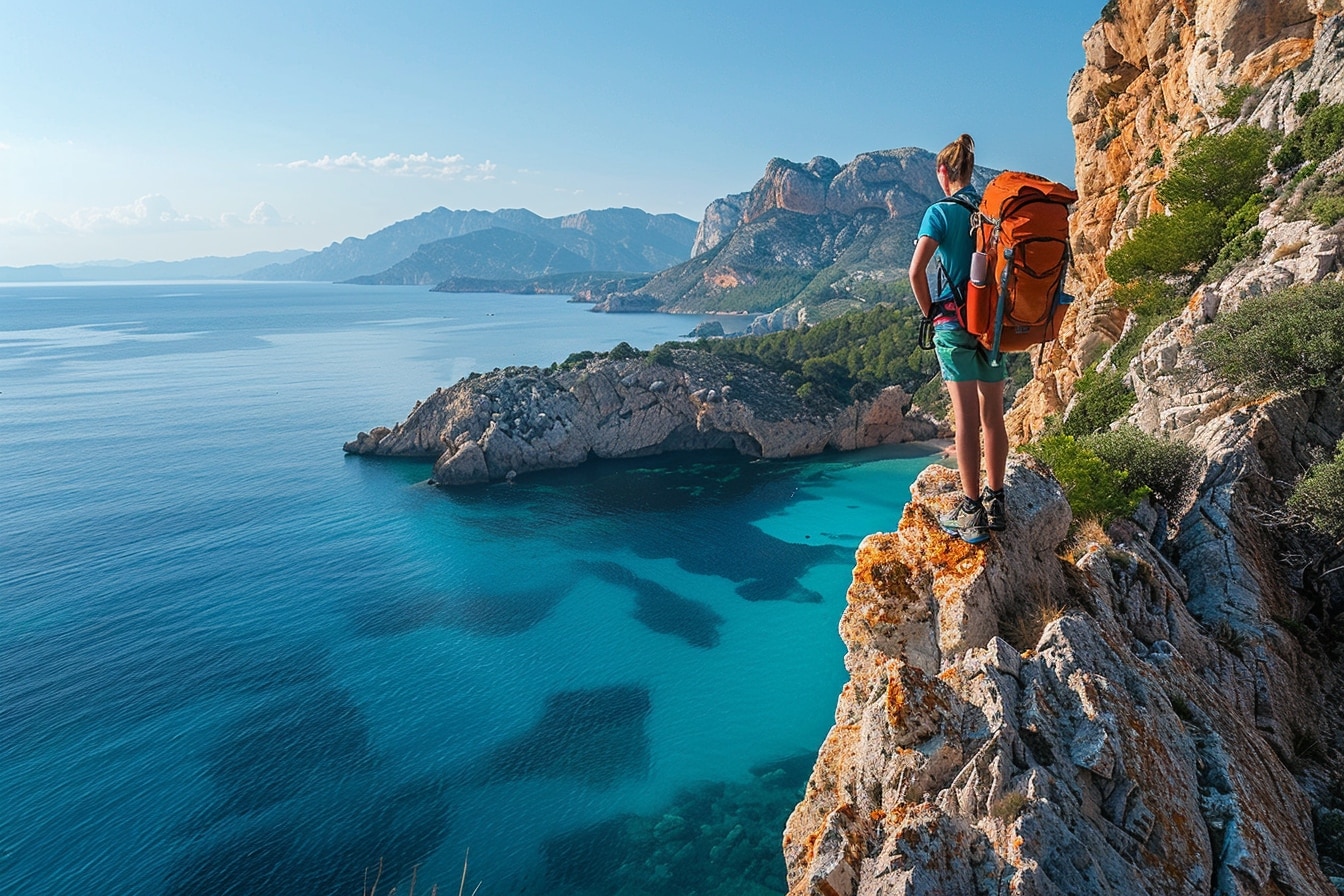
1000, 593, 1072, 652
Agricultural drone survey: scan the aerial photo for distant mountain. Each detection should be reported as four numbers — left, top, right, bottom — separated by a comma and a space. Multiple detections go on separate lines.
244, 206, 698, 283
0, 249, 311, 282
428, 271, 653, 296
348, 228, 592, 285
586, 149, 997, 320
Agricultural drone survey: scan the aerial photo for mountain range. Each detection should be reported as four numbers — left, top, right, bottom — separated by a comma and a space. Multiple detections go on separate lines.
0, 249, 310, 283
582, 148, 997, 319
243, 206, 698, 283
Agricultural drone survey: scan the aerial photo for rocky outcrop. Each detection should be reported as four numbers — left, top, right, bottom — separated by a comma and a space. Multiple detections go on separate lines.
344, 349, 934, 485
1007, 0, 1344, 444
691, 192, 748, 257
591, 149, 998, 319
783, 458, 1337, 895
786, 5, 1344, 891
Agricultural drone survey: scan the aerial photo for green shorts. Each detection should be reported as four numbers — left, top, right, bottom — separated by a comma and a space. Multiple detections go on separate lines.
933, 325, 1006, 383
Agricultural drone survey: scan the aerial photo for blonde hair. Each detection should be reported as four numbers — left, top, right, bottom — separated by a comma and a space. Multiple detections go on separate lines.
937, 134, 975, 185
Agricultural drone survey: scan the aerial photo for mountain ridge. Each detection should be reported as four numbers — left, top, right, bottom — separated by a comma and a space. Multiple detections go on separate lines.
588, 147, 997, 322
244, 206, 697, 283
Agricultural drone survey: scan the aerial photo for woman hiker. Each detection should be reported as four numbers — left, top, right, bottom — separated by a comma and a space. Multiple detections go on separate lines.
908, 134, 1007, 545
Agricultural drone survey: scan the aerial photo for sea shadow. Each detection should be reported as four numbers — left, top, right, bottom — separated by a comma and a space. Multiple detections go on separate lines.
165, 774, 454, 896
580, 560, 724, 648
445, 452, 848, 604
196, 682, 374, 823
536, 751, 816, 895
483, 684, 652, 788
343, 580, 571, 639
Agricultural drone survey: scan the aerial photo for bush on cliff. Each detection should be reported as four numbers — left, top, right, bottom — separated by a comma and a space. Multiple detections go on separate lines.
1080, 426, 1198, 506
1196, 280, 1344, 394
1105, 127, 1274, 283
1062, 368, 1135, 436
1273, 102, 1344, 172
1290, 441, 1344, 542
1025, 434, 1149, 525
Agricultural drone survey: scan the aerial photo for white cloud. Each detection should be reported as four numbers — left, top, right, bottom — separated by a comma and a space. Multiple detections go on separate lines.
0, 210, 70, 235
1, 196, 290, 235
280, 151, 495, 180
221, 202, 289, 228
66, 195, 212, 233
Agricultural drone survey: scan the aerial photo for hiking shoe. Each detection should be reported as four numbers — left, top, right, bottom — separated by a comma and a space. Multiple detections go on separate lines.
938, 497, 990, 545
981, 486, 1007, 531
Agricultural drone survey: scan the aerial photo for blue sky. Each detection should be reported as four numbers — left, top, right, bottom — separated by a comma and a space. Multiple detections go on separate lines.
0, 1, 1104, 266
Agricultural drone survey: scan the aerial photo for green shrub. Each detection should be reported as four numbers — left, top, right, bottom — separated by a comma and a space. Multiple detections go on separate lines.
1196, 280, 1344, 394
1222, 194, 1265, 241
1312, 195, 1344, 226
1100, 0, 1119, 22
646, 343, 675, 367
1275, 103, 1344, 171
1105, 201, 1226, 282
1217, 84, 1259, 119
1025, 434, 1149, 524
1149, 147, 1164, 167
1109, 277, 1187, 370
607, 341, 643, 361
561, 349, 598, 369
1064, 368, 1136, 436
1080, 426, 1199, 504
1295, 90, 1321, 116
1289, 442, 1344, 541
1205, 228, 1265, 282
1157, 127, 1275, 213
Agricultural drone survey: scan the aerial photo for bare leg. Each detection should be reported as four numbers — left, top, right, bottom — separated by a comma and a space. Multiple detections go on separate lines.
946, 379, 983, 498
979, 379, 1007, 491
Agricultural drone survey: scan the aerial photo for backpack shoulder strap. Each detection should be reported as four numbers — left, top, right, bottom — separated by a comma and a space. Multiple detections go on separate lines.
935, 194, 979, 216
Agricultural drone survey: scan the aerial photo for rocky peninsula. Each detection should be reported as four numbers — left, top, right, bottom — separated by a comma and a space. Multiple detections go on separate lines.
344, 347, 936, 486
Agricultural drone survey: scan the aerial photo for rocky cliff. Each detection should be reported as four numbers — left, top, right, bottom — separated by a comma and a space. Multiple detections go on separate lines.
583, 150, 996, 326
1007, 0, 1343, 442
784, 460, 1335, 894
344, 349, 934, 486
784, 2, 1344, 893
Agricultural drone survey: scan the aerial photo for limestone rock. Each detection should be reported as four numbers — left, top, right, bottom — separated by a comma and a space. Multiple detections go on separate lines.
691, 192, 748, 257
345, 351, 933, 485
783, 458, 1334, 895
1008, 2, 1343, 445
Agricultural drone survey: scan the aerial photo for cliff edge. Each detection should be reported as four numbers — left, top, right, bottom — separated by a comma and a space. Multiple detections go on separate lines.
785, 1, 1344, 892
784, 458, 1336, 895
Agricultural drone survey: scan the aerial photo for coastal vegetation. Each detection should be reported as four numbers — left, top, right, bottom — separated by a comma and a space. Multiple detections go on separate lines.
1104, 126, 1275, 285
1196, 280, 1344, 545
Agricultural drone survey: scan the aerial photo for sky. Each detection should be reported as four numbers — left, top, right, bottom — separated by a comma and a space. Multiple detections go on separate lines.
0, 1, 1104, 267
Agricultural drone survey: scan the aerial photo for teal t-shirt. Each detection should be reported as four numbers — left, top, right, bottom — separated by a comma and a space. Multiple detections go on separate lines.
918, 186, 979, 302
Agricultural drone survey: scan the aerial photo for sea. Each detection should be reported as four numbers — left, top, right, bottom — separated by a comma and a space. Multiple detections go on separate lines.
0, 281, 938, 896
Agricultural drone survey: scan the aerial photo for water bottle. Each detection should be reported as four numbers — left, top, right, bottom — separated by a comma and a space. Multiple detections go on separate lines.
969, 251, 988, 287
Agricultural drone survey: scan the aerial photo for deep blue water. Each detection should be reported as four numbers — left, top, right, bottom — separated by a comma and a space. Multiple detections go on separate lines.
0, 282, 935, 895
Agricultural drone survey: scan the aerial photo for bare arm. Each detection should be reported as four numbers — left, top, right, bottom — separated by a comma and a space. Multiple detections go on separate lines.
908, 235, 939, 318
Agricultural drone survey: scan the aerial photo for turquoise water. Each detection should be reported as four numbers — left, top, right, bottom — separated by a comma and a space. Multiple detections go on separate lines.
0, 282, 935, 895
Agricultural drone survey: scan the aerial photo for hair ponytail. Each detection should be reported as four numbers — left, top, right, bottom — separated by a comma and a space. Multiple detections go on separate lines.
937, 134, 975, 185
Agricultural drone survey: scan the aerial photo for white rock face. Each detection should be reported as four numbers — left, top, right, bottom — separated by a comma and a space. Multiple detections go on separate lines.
783, 460, 1336, 895
344, 349, 933, 485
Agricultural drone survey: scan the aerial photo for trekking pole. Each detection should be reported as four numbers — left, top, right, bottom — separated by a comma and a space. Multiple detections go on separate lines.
989, 247, 1012, 367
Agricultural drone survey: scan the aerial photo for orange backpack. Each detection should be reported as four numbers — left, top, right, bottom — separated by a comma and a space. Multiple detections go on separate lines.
933, 172, 1078, 364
